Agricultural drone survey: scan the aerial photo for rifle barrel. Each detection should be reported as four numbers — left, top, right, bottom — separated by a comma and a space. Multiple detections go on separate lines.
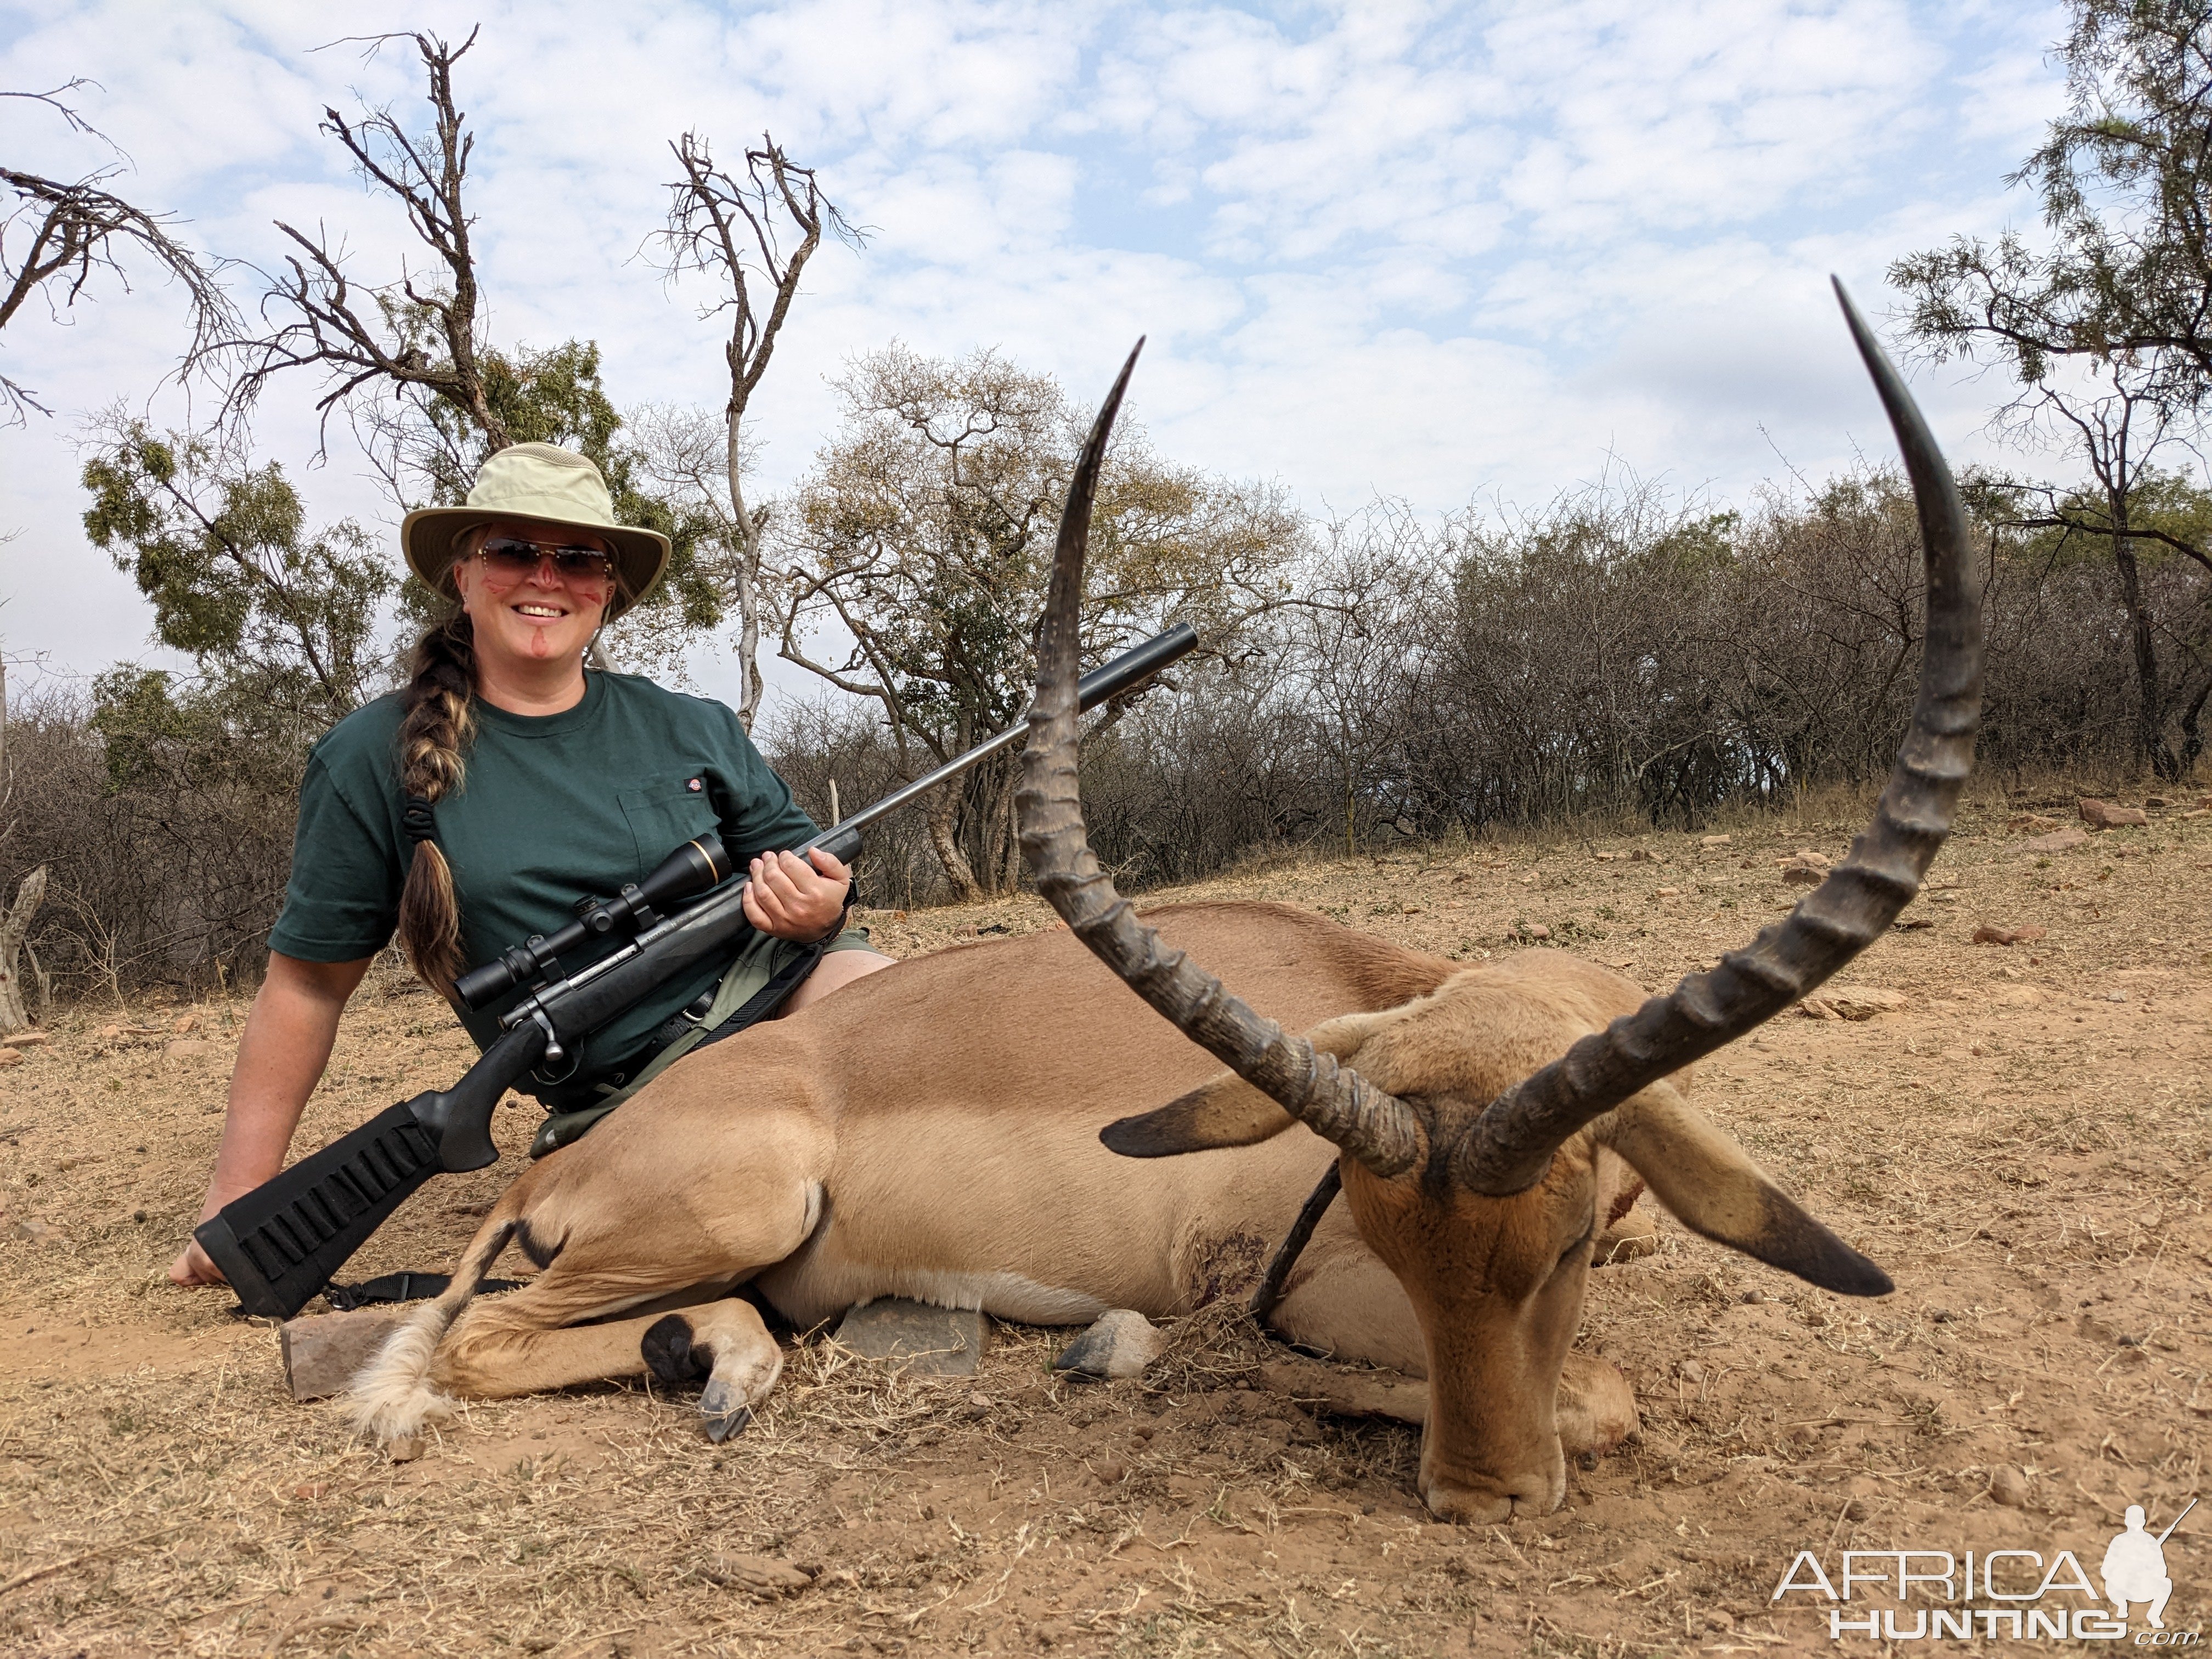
801, 622, 1197, 849
2155, 1497, 2197, 1544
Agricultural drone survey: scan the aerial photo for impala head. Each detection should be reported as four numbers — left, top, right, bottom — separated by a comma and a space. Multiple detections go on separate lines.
1019, 286, 1982, 1523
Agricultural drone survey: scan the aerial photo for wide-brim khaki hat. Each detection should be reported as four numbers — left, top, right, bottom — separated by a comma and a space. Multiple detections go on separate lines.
400, 442, 671, 622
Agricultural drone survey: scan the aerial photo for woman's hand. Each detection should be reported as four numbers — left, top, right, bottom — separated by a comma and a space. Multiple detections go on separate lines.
742, 847, 852, 944
170, 953, 371, 1288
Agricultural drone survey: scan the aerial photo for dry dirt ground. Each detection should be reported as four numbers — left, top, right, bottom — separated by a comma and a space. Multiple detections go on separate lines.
2, 791, 2208, 1658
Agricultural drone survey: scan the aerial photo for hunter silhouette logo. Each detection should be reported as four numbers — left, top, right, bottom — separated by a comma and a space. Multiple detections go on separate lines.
1770, 1494, 2197, 1642
2106, 1500, 2192, 1632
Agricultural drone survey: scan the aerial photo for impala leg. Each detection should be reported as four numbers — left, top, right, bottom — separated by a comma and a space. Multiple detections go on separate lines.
1555, 1350, 1638, 1459
430, 1269, 715, 1399
640, 1299, 784, 1442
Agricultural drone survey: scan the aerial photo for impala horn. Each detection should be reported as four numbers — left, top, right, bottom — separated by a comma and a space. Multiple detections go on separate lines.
1452, 280, 1983, 1195
1016, 340, 1426, 1178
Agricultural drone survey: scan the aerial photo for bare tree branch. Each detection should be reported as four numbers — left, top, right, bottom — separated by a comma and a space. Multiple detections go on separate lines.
652, 130, 862, 726
1, 83, 236, 422
214, 29, 509, 467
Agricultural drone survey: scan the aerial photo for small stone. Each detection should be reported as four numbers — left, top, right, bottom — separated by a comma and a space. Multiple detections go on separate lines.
1054, 1309, 1167, 1381
2078, 798, 2149, 830
700, 1553, 816, 1597
97, 1024, 123, 1040
1700, 834, 1732, 848
8, 1030, 48, 1046
0, 1049, 21, 1068
835, 1299, 991, 1378
10, 1218, 55, 1242
1678, 1358, 1706, 1383
1798, 996, 1841, 1020
293, 1482, 329, 1500
173, 1012, 200, 1033
1400, 902, 1423, 915
1781, 864, 1823, 886
2106, 990, 2129, 1003
2022, 827, 2090, 853
281, 1305, 416, 1402
1091, 1457, 1127, 1486
387, 1435, 424, 1464
167, 1038, 213, 1058
1740, 1289, 1766, 1305
1844, 1498, 1871, 1521
1929, 1308, 1955, 1323
1523, 923, 1551, 940
2145, 796, 2169, 809
1655, 886, 1680, 898
1989, 1465, 2029, 1508
1628, 849, 1655, 862
1822, 988, 1905, 1022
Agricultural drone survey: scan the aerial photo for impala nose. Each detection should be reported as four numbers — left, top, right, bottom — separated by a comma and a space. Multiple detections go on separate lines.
1420, 1464, 1565, 1524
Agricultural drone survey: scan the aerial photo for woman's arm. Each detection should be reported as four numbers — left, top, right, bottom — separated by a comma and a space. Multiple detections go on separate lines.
168, 951, 374, 1287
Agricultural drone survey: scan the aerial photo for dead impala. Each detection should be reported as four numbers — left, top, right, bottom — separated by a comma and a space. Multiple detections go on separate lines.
352, 283, 1978, 1523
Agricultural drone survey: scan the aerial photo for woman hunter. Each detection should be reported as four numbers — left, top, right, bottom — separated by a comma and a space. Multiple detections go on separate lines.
171, 443, 893, 1288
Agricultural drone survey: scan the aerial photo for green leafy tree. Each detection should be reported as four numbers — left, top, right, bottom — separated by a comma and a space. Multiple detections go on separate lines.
776, 344, 1304, 896
1892, 0, 2212, 777
80, 420, 392, 725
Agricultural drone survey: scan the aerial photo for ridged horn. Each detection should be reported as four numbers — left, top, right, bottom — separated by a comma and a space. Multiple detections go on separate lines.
1453, 279, 1983, 1195
1017, 341, 1427, 1179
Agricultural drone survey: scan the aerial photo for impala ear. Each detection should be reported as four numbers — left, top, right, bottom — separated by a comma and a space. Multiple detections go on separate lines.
1101, 1008, 1404, 1158
1594, 1084, 1892, 1296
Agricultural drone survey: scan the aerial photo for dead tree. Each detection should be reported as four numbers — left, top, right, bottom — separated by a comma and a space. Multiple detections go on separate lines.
653, 133, 859, 727
1, 82, 235, 421
222, 31, 511, 473
0, 656, 49, 1035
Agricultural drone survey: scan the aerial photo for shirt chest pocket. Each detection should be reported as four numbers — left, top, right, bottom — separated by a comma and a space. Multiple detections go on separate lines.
617, 774, 720, 876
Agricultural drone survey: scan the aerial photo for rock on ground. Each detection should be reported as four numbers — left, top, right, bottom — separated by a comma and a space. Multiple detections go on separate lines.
1053, 1308, 1167, 1381
2078, 798, 2149, 830
1800, 988, 1905, 1022
833, 1298, 991, 1377
281, 1304, 415, 1402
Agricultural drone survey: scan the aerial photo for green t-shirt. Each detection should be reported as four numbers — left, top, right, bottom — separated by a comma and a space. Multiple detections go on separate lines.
268, 671, 818, 1104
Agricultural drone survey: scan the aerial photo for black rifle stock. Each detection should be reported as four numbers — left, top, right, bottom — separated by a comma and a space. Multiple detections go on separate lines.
195, 623, 1199, 1318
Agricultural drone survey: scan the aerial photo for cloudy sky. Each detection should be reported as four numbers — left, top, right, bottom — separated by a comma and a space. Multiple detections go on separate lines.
2, 0, 2066, 713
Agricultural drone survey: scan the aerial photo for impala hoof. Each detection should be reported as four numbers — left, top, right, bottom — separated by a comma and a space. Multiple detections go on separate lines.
703, 1404, 753, 1444
701, 1376, 753, 1442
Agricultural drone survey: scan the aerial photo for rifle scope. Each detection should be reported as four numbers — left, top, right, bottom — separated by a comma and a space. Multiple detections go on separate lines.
454, 833, 734, 1010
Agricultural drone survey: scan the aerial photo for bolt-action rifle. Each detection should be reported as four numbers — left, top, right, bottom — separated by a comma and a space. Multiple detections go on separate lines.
194, 624, 1198, 1318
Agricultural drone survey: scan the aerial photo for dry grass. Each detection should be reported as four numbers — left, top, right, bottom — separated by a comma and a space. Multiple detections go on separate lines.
3, 786, 2209, 1655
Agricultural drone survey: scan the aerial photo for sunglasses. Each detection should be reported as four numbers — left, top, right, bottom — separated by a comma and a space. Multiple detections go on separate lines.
477, 538, 617, 582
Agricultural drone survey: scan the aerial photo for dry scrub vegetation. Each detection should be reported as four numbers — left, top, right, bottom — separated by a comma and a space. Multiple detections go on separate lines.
2, 791, 2208, 1657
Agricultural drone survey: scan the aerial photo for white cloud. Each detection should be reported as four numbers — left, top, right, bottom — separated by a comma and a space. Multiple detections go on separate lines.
1, 0, 2068, 715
